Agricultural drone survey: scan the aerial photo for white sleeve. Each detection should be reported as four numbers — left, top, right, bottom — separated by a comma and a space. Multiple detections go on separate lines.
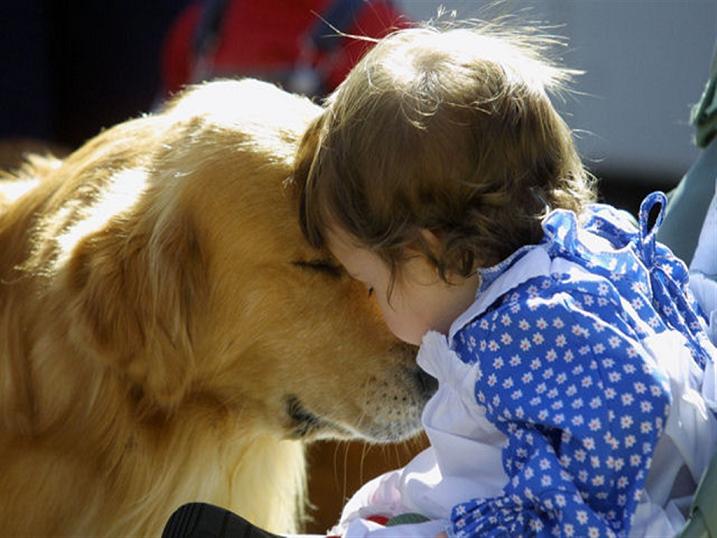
331, 471, 450, 538
327, 468, 411, 535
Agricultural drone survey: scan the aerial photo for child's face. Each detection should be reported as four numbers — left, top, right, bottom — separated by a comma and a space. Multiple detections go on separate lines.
327, 226, 479, 346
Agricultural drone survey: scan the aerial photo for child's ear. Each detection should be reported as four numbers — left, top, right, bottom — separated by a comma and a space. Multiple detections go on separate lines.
415, 228, 477, 283
418, 229, 443, 252
412, 228, 446, 263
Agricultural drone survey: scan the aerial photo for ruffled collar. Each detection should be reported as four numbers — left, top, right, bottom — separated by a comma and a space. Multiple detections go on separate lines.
447, 246, 552, 345
417, 244, 552, 386
444, 202, 636, 345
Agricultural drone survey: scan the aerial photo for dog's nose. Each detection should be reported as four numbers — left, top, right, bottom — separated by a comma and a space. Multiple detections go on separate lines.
415, 368, 438, 400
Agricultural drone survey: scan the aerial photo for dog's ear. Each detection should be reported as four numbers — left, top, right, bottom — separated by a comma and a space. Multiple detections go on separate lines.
64, 199, 206, 411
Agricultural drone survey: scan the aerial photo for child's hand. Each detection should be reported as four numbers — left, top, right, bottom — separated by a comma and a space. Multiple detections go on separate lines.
435, 532, 448, 538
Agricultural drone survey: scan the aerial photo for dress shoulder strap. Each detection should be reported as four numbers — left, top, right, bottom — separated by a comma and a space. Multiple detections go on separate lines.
638, 192, 714, 368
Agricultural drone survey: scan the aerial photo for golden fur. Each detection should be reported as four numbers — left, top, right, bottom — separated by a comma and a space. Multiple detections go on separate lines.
0, 79, 431, 536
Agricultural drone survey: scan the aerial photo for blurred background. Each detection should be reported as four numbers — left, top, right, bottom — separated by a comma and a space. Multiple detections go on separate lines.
1, 0, 715, 211
2, 0, 716, 207
1, 0, 715, 533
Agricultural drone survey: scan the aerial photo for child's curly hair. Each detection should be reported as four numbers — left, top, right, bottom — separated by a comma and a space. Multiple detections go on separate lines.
294, 23, 595, 284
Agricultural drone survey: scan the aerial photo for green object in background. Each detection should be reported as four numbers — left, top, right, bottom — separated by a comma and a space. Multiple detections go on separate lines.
666, 37, 717, 536
692, 45, 717, 149
657, 40, 717, 264
680, 450, 717, 538
657, 137, 717, 264
385, 513, 431, 526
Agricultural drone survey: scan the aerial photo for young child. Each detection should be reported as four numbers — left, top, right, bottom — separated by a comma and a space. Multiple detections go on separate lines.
294, 24, 717, 538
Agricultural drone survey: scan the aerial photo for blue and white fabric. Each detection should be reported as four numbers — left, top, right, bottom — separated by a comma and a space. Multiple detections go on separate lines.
332, 193, 717, 538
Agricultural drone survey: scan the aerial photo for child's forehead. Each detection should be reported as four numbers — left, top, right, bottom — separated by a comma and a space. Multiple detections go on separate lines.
325, 227, 381, 271
325, 226, 366, 257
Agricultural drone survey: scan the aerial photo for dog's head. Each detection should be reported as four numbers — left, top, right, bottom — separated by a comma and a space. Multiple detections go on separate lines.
27, 80, 435, 443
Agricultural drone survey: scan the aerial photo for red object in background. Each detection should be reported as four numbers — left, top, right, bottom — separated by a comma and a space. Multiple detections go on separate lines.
161, 0, 410, 98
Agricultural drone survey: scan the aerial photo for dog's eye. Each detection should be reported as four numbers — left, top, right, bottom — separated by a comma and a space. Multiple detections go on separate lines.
293, 259, 343, 278
368, 287, 374, 297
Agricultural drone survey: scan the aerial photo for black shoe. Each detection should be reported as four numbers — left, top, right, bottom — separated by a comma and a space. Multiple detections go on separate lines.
162, 503, 284, 538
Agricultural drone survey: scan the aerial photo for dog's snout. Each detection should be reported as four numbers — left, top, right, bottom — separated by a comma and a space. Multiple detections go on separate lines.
389, 342, 418, 359
415, 368, 438, 400
389, 342, 437, 398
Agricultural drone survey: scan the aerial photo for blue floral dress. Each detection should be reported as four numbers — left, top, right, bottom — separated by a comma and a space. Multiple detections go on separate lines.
333, 193, 717, 538
446, 193, 716, 537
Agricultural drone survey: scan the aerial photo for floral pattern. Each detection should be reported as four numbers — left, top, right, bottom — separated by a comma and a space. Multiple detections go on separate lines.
448, 193, 713, 537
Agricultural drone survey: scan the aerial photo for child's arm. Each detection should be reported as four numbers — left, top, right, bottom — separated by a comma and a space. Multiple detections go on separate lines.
446, 295, 671, 538
329, 467, 408, 534
330, 458, 454, 538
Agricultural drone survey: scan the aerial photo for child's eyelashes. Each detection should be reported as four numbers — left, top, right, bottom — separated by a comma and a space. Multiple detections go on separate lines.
292, 259, 343, 279
294, 260, 375, 298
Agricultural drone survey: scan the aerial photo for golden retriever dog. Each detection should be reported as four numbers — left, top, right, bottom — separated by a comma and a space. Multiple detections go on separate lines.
0, 79, 434, 536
